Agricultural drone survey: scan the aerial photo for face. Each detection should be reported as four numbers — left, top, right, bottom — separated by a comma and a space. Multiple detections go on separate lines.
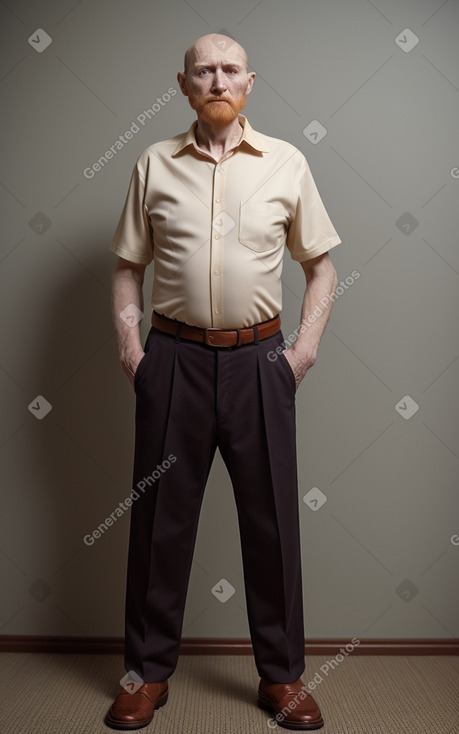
178, 36, 255, 129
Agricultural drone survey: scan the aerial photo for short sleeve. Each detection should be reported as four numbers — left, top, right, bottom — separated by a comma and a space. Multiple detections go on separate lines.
286, 154, 341, 262
110, 159, 154, 265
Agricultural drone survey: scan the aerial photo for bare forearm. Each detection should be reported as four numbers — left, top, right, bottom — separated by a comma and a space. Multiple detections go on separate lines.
291, 262, 338, 363
283, 252, 338, 388
111, 260, 146, 379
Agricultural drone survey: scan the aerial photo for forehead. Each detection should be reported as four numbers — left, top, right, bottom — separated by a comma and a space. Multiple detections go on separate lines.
191, 40, 245, 67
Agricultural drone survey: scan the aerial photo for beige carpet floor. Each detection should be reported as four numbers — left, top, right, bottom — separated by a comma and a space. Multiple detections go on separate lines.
0, 653, 458, 733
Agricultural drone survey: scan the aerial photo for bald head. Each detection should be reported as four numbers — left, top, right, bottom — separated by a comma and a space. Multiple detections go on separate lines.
183, 34, 248, 75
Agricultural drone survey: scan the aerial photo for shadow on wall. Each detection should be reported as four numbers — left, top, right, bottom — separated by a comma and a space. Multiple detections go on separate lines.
13, 244, 137, 650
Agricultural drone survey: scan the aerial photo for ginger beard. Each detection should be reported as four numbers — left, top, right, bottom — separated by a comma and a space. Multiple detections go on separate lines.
187, 91, 247, 128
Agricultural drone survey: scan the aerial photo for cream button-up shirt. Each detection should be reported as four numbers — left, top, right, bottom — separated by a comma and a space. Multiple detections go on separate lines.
111, 114, 341, 329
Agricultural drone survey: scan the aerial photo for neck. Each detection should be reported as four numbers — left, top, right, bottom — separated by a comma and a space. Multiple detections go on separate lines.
194, 116, 244, 161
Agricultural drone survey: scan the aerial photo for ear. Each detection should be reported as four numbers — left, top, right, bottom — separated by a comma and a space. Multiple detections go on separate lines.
245, 71, 256, 96
177, 71, 189, 96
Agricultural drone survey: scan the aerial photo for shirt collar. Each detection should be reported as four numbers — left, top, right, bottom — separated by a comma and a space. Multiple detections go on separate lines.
171, 114, 270, 157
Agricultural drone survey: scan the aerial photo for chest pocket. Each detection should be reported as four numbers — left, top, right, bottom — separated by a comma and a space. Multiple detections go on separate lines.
238, 201, 287, 253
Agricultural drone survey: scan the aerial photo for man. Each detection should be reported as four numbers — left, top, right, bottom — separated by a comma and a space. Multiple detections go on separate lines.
105, 33, 341, 731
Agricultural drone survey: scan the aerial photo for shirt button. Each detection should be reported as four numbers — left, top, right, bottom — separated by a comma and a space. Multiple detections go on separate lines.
215, 198, 221, 203
214, 233, 220, 239
213, 270, 220, 276
214, 307, 219, 314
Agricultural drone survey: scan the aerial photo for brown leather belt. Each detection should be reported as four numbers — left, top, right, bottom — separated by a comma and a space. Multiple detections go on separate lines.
151, 311, 281, 348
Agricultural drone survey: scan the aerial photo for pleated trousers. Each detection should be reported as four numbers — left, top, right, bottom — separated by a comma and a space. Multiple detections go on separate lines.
124, 325, 305, 683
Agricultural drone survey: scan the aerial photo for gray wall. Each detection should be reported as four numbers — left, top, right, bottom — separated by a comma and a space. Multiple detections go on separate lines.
1, 0, 458, 643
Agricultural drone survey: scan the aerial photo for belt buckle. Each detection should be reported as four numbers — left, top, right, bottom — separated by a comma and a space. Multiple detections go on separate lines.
204, 328, 238, 347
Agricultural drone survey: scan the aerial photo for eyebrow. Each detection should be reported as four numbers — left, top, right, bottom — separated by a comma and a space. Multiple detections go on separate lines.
194, 61, 243, 70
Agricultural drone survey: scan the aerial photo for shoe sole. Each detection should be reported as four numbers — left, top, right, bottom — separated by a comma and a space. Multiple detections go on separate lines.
258, 692, 324, 731
104, 692, 168, 730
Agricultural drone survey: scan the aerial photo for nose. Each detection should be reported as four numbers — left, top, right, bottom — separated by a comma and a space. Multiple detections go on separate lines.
211, 69, 227, 93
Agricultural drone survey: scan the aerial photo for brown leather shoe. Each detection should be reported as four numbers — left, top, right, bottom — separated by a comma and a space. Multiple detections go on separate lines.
258, 677, 324, 730
104, 681, 168, 730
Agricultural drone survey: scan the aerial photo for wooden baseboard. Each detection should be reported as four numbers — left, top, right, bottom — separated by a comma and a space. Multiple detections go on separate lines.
0, 635, 457, 655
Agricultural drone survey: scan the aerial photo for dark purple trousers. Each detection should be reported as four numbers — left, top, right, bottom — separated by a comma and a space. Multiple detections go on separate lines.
124, 326, 305, 683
